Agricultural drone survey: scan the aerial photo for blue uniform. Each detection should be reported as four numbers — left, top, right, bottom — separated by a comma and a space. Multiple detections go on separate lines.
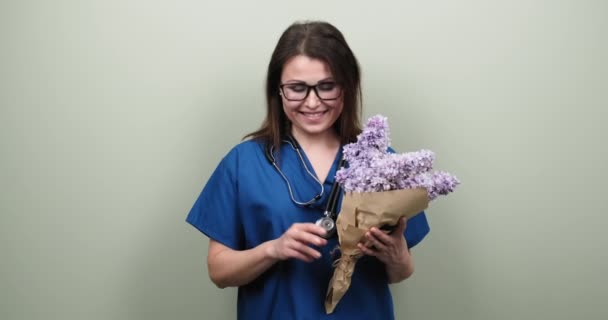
186, 139, 430, 320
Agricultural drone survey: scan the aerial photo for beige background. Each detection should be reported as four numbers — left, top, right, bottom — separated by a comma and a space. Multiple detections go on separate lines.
1, 0, 607, 319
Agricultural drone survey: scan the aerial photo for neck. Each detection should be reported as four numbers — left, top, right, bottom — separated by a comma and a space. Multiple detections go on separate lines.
290, 127, 340, 151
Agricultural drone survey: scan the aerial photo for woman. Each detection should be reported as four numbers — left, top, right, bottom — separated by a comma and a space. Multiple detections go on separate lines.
186, 21, 430, 320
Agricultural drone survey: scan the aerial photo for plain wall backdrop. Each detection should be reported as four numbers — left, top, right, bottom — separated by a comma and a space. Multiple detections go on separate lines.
1, 0, 607, 319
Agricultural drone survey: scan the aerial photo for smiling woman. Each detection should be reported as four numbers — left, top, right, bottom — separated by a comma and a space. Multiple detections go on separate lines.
279, 55, 344, 146
186, 20, 431, 320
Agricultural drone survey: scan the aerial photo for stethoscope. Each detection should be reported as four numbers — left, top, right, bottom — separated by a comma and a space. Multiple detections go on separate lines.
264, 136, 345, 238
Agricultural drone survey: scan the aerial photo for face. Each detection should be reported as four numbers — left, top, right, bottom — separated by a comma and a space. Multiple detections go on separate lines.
280, 55, 344, 140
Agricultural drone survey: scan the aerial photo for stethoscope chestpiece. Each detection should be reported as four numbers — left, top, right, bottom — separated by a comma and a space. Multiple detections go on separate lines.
315, 215, 336, 239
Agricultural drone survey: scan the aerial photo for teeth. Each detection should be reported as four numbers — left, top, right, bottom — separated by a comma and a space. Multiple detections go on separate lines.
303, 112, 324, 119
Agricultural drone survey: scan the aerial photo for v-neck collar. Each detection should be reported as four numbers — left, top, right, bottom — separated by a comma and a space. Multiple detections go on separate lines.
289, 139, 343, 185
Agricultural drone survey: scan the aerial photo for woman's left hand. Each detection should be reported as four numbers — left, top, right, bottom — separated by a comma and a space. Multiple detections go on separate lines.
357, 217, 410, 266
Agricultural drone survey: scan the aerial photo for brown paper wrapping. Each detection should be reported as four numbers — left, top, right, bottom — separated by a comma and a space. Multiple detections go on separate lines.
324, 188, 430, 314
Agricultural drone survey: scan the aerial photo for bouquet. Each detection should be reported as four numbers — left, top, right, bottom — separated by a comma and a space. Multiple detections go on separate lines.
324, 115, 460, 314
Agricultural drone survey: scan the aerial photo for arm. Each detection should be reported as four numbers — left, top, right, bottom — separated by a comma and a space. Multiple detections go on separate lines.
357, 217, 415, 284
383, 240, 415, 284
207, 223, 328, 288
207, 239, 277, 288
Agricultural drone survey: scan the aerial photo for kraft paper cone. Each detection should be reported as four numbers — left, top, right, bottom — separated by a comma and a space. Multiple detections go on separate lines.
324, 188, 429, 314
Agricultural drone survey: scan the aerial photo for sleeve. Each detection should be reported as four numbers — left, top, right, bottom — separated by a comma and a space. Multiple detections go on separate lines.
186, 148, 243, 250
405, 211, 430, 249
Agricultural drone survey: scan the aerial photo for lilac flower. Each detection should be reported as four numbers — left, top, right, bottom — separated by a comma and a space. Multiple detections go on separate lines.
342, 115, 389, 164
336, 115, 460, 199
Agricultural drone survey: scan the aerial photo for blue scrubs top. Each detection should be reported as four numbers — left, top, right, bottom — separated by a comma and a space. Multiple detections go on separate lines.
186, 139, 430, 320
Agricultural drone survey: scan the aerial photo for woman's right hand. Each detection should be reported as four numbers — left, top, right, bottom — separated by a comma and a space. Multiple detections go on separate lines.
267, 223, 328, 262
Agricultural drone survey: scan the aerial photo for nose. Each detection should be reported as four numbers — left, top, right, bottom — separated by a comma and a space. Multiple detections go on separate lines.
304, 88, 321, 109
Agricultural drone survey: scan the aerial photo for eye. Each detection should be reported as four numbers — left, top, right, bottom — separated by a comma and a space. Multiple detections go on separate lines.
286, 84, 307, 92
317, 82, 337, 91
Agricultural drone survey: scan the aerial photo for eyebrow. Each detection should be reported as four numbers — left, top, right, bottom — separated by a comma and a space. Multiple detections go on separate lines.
282, 77, 335, 84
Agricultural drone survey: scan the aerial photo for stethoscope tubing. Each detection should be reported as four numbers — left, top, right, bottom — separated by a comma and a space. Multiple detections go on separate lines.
265, 136, 344, 215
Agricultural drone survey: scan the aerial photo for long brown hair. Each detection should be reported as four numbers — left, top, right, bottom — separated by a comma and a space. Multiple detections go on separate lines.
244, 21, 362, 150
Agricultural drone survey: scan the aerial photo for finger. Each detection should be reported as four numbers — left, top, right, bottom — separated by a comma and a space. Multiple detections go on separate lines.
366, 231, 388, 251
394, 217, 407, 235
289, 241, 322, 260
357, 243, 377, 257
369, 227, 393, 246
291, 228, 327, 247
296, 223, 329, 238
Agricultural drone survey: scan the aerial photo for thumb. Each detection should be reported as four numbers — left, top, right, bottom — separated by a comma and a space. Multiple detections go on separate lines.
393, 217, 407, 235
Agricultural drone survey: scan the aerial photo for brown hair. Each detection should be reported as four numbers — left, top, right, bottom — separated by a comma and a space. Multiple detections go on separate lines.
244, 21, 362, 149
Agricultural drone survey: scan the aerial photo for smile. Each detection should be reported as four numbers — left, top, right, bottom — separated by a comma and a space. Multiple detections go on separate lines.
299, 110, 328, 119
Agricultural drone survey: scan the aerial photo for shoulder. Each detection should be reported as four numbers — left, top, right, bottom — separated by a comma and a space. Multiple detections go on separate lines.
234, 139, 265, 154
222, 139, 265, 162
215, 139, 267, 175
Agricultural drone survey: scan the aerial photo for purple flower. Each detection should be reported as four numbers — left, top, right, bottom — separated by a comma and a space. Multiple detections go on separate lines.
336, 115, 460, 199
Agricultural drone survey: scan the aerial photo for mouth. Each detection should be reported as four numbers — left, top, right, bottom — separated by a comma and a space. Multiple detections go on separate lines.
299, 110, 328, 120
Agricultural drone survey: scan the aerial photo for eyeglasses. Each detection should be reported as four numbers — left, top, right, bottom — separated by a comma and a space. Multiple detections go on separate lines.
279, 81, 342, 101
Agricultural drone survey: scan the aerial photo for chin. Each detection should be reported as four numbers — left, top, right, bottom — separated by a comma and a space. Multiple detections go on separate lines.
293, 123, 337, 137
